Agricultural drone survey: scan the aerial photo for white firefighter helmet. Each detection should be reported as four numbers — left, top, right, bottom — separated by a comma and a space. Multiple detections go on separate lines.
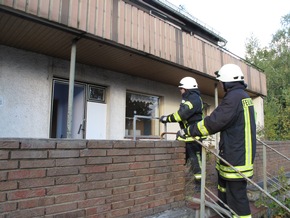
215, 64, 244, 82
178, 77, 198, 89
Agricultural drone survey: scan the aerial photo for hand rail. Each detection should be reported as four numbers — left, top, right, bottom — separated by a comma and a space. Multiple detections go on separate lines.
194, 139, 290, 217
257, 139, 290, 161
132, 115, 160, 140
159, 125, 290, 216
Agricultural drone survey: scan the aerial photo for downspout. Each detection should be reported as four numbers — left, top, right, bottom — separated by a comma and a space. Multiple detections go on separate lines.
214, 83, 219, 149
67, 38, 78, 138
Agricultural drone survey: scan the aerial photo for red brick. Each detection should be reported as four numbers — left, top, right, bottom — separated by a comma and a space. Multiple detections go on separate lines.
85, 204, 111, 216
174, 147, 185, 153
150, 185, 167, 195
154, 179, 171, 187
47, 167, 78, 176
19, 177, 54, 188
129, 162, 149, 170
106, 193, 129, 203
87, 140, 113, 149
0, 160, 18, 170
0, 151, 9, 160
0, 171, 7, 181
129, 203, 149, 213
129, 175, 150, 185
87, 157, 112, 164
150, 148, 170, 154
80, 149, 107, 157
47, 184, 78, 195
150, 173, 168, 181
0, 192, 6, 202
107, 149, 129, 156
80, 165, 106, 174
7, 188, 46, 200
112, 199, 134, 209
86, 172, 112, 182
129, 190, 150, 199
0, 181, 17, 191
150, 160, 169, 168
56, 158, 86, 166
11, 150, 47, 159
154, 154, 172, 160
18, 197, 54, 209
87, 189, 112, 199
78, 198, 105, 208
55, 193, 85, 204
135, 155, 154, 162
55, 175, 86, 185
8, 169, 46, 180
134, 168, 154, 176
56, 140, 86, 149
79, 181, 106, 191
149, 199, 167, 208
171, 165, 184, 172
20, 139, 55, 149
106, 208, 129, 218
113, 141, 135, 148
49, 150, 79, 158
154, 166, 171, 174
0, 141, 20, 149
51, 210, 86, 218
5, 208, 45, 218
135, 195, 154, 205
113, 156, 135, 163
154, 141, 173, 148
112, 185, 134, 195
106, 178, 130, 188
136, 141, 155, 148
20, 159, 54, 168
135, 182, 154, 191
129, 148, 151, 155
45, 202, 78, 215
0, 202, 17, 212
112, 171, 135, 179
107, 163, 130, 172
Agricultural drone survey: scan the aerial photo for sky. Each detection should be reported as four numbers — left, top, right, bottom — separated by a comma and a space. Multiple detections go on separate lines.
166, 0, 290, 58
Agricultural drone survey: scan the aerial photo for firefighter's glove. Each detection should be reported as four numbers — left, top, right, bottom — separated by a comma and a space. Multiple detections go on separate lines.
176, 129, 187, 139
160, 115, 168, 124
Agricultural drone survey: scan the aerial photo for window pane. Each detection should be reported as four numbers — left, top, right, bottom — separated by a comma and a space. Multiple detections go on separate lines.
125, 92, 160, 137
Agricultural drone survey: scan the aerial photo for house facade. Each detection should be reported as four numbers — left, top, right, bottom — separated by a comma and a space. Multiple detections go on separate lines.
0, 0, 266, 140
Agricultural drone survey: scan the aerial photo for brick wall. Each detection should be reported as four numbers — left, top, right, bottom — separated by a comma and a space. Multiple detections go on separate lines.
0, 139, 185, 218
253, 141, 290, 183
1, 139, 289, 218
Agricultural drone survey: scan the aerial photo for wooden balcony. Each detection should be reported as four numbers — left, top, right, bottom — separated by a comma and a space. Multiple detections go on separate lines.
0, 0, 266, 97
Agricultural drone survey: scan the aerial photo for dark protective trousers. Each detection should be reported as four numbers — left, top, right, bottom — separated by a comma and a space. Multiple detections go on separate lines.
218, 175, 251, 217
185, 141, 201, 175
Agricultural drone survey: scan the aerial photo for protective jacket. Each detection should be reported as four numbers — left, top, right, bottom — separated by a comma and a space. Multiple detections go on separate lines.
186, 82, 256, 180
167, 89, 203, 129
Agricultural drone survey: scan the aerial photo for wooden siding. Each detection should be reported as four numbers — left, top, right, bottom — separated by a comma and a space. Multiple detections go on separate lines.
0, 0, 266, 95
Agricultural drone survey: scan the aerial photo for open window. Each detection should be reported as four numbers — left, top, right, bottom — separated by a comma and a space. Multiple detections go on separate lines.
125, 92, 160, 138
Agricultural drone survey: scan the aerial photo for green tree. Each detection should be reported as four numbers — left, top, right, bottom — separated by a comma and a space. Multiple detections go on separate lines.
245, 13, 290, 140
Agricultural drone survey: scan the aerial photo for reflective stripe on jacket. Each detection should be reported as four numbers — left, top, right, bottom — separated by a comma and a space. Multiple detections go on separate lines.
188, 82, 256, 180
167, 89, 203, 129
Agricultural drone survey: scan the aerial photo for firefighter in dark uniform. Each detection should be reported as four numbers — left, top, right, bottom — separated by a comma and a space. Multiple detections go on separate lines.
177, 64, 256, 218
160, 77, 205, 181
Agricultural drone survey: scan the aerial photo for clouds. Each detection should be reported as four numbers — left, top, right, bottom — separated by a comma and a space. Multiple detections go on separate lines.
167, 0, 290, 57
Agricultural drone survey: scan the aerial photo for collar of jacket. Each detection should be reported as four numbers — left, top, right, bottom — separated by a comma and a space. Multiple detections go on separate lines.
223, 81, 247, 92
182, 89, 200, 98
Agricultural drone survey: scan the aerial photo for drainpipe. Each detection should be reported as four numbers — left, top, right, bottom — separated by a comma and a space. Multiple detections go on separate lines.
67, 39, 78, 138
214, 83, 219, 149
